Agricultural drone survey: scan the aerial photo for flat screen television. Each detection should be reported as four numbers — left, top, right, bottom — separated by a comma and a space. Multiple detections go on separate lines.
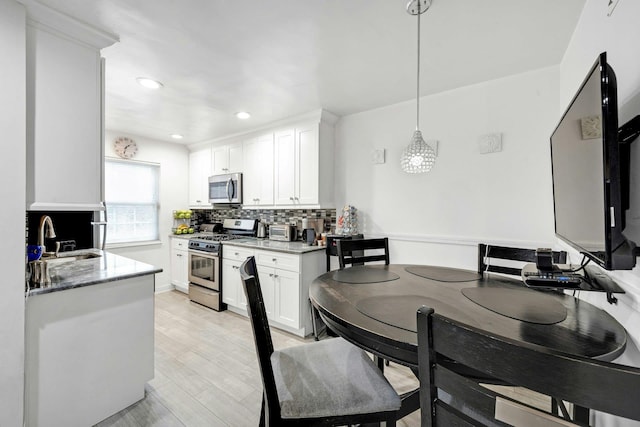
550, 52, 638, 270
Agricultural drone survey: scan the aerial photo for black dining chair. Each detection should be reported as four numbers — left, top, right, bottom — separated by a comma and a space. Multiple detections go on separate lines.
478, 243, 567, 277
337, 237, 390, 270
240, 256, 401, 426
336, 237, 392, 369
310, 234, 366, 341
416, 305, 640, 426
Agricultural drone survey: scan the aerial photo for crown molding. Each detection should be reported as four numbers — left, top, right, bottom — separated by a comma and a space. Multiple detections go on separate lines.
20, 0, 118, 50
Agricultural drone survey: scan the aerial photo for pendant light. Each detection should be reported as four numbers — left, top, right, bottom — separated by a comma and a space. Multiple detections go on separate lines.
401, 0, 435, 174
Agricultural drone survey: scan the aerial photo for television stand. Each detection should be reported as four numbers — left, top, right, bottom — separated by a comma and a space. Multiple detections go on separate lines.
521, 264, 625, 304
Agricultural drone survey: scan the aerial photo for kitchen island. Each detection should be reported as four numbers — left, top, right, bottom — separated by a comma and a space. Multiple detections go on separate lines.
25, 250, 161, 427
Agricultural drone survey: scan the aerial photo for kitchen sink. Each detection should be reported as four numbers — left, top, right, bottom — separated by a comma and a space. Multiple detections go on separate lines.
40, 250, 102, 263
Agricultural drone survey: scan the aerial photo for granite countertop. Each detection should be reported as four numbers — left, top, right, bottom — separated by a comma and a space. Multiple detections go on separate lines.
170, 233, 202, 239
222, 238, 326, 254
27, 249, 162, 296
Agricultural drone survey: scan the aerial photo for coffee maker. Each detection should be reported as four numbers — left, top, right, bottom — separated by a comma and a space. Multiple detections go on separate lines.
301, 218, 324, 245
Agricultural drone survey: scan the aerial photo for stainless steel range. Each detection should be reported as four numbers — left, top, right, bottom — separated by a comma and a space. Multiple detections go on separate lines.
188, 218, 256, 311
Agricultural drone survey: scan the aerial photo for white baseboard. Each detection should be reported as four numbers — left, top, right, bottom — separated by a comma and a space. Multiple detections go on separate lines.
154, 282, 174, 294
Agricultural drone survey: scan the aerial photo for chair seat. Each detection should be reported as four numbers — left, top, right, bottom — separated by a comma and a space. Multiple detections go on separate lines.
271, 337, 401, 419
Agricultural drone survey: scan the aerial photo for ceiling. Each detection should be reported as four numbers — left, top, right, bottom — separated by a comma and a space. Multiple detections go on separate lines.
32, 0, 586, 145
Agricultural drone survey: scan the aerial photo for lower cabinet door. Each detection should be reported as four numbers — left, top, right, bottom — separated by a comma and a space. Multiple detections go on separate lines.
274, 268, 300, 328
258, 267, 276, 320
222, 259, 239, 307
170, 248, 188, 292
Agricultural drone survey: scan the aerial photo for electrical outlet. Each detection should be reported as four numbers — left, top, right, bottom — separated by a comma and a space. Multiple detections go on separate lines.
478, 133, 502, 154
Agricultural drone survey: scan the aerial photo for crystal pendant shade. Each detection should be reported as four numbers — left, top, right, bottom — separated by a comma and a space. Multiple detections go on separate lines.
401, 130, 436, 173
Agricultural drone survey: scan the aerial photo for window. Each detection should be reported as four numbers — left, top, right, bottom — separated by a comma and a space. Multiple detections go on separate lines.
105, 159, 160, 245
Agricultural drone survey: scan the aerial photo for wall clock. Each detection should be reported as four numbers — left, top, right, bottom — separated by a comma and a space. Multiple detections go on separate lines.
114, 136, 138, 159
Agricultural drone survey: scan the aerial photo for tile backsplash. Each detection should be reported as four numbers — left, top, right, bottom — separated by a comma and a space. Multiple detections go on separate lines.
193, 208, 337, 233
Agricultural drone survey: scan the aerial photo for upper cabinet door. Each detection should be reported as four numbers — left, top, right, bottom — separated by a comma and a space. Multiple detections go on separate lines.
295, 124, 319, 206
243, 134, 274, 206
27, 27, 103, 210
212, 142, 243, 175
274, 129, 296, 205
211, 145, 230, 175
228, 142, 243, 173
189, 148, 212, 207
25, 6, 117, 211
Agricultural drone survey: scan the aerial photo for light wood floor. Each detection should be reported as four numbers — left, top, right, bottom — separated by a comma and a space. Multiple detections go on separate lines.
96, 290, 421, 426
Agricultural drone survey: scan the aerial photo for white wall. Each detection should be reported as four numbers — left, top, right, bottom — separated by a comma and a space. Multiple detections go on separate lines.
104, 131, 189, 292
558, 5, 640, 425
335, 66, 561, 269
0, 0, 26, 424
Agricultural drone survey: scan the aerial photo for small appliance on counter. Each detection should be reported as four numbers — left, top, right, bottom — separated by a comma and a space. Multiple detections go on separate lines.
300, 218, 325, 245
302, 228, 316, 245
269, 224, 296, 241
257, 221, 267, 238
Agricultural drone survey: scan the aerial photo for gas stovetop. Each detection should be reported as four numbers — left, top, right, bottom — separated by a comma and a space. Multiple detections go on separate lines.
188, 219, 257, 253
188, 235, 247, 253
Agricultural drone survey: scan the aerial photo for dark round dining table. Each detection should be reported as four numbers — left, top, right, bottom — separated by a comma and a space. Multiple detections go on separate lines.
309, 264, 627, 369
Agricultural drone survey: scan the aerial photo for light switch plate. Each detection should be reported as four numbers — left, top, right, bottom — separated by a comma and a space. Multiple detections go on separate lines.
371, 149, 385, 164
479, 133, 502, 154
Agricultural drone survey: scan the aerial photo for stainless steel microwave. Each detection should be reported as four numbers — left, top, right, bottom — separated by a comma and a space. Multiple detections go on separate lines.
209, 173, 242, 204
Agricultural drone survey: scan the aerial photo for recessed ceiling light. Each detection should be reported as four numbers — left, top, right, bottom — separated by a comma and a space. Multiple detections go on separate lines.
136, 77, 163, 89
236, 112, 251, 119
170, 134, 183, 140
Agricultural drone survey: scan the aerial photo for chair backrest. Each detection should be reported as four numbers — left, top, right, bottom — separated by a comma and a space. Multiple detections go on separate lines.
325, 234, 364, 271
337, 237, 390, 269
478, 244, 567, 277
416, 306, 640, 427
239, 256, 281, 421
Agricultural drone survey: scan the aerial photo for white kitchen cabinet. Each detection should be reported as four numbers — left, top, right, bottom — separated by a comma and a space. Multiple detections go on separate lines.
272, 117, 335, 208
250, 248, 324, 337
274, 129, 297, 205
255, 250, 300, 327
189, 147, 212, 207
257, 267, 300, 329
221, 246, 254, 311
212, 142, 243, 175
170, 237, 189, 293
296, 125, 321, 205
243, 133, 274, 207
25, 10, 117, 211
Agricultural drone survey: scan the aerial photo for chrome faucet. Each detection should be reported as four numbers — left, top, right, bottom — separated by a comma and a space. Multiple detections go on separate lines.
38, 215, 57, 255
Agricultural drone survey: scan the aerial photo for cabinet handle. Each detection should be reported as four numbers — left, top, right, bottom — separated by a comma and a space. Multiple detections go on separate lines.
235, 252, 240, 256
177, 254, 182, 257
289, 197, 294, 201
273, 274, 279, 278
196, 199, 201, 203
294, 197, 299, 201
233, 265, 239, 270
272, 258, 277, 262
269, 273, 274, 277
